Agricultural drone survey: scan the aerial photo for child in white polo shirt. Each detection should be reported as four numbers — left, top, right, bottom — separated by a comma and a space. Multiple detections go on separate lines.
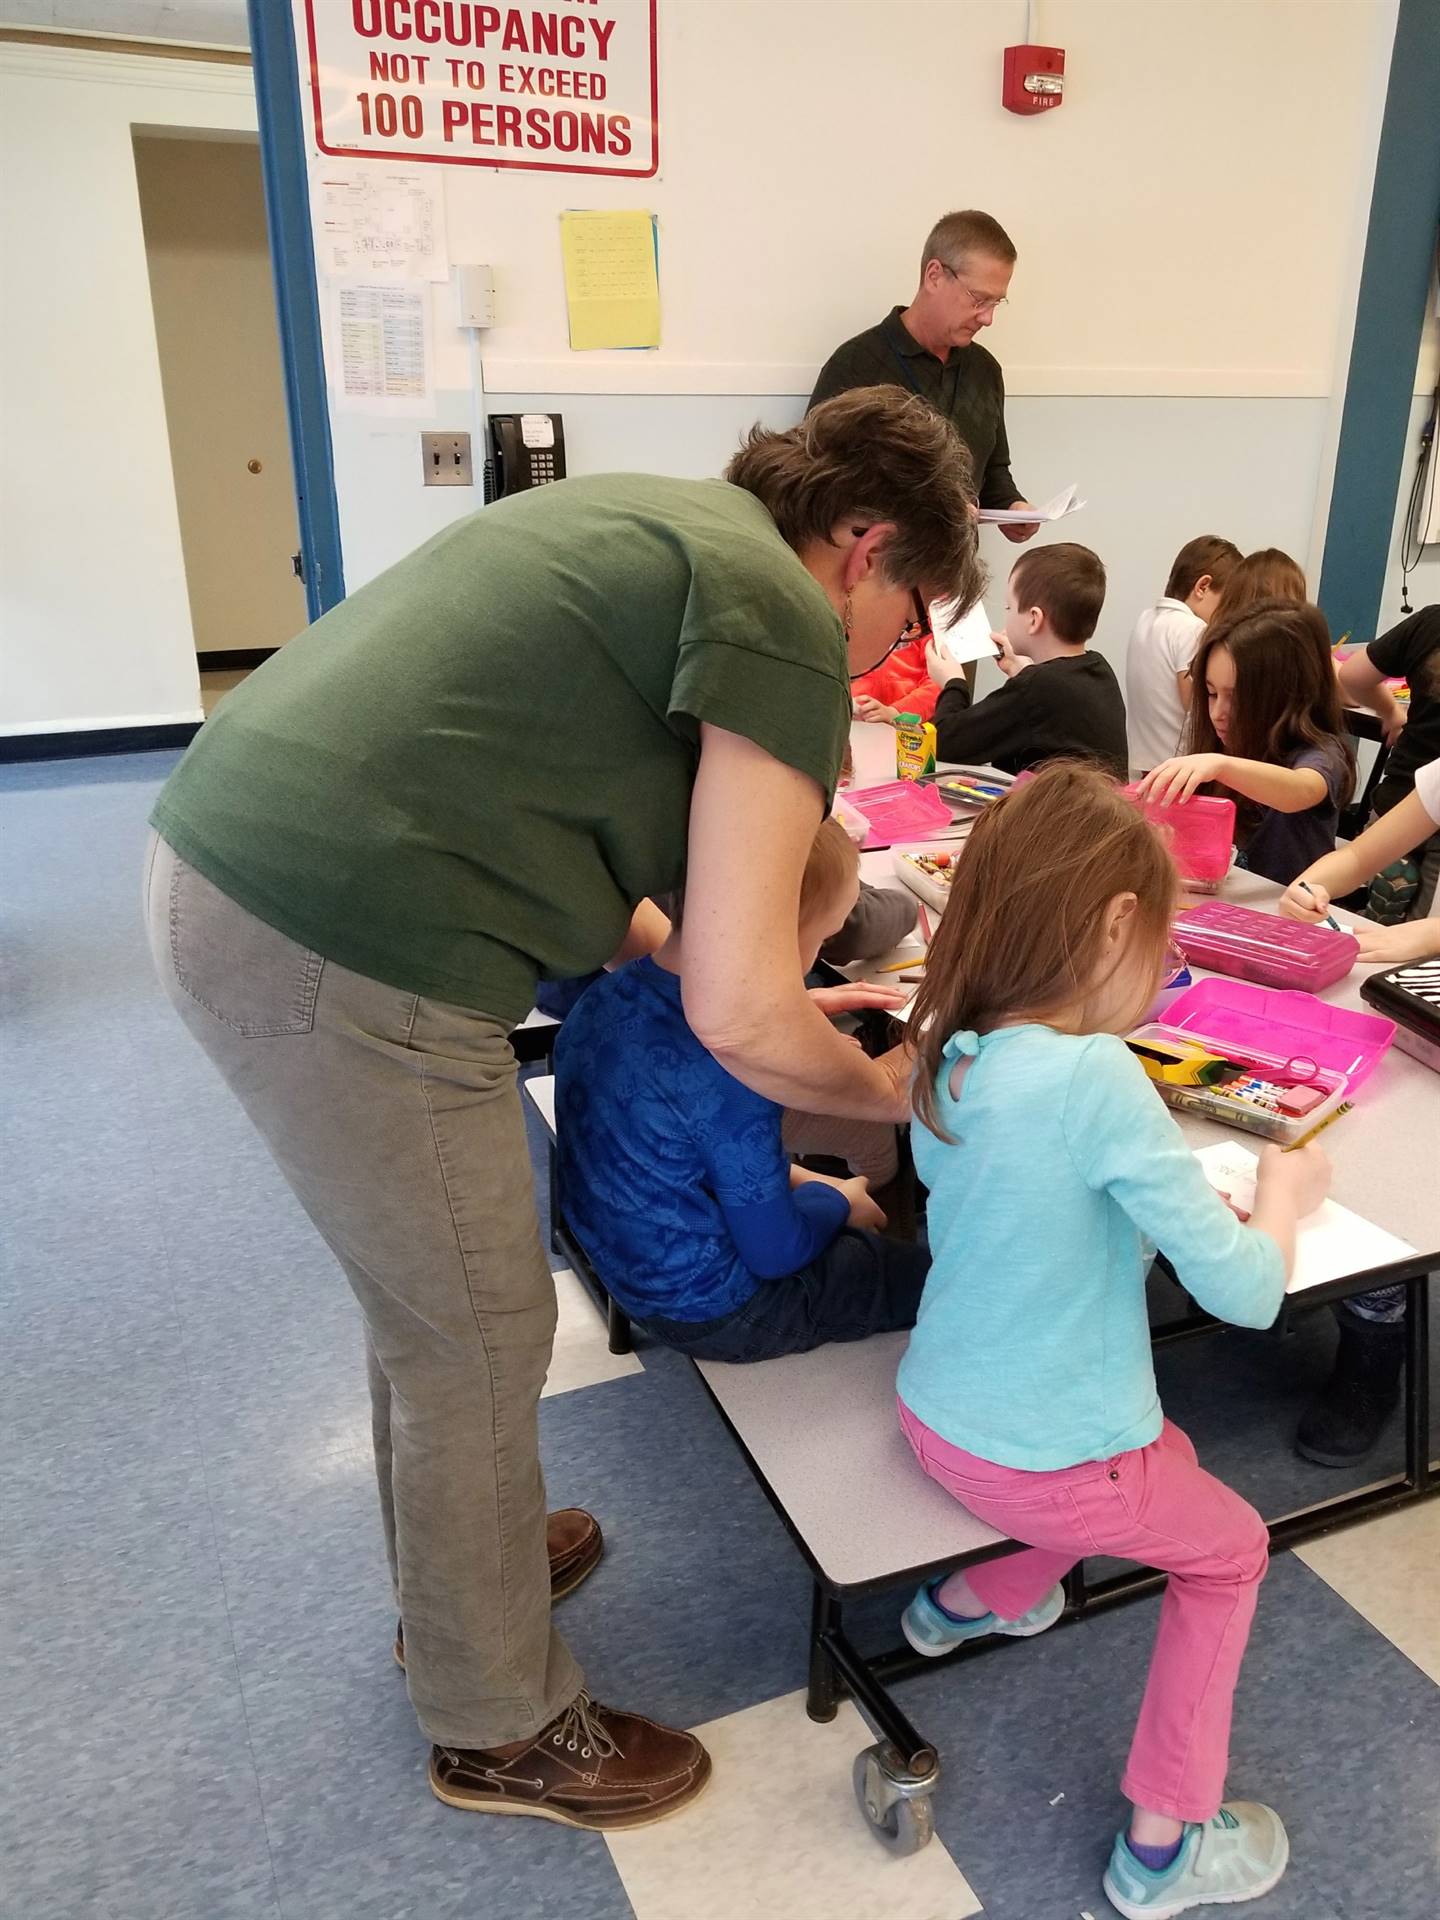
1126, 536, 1240, 775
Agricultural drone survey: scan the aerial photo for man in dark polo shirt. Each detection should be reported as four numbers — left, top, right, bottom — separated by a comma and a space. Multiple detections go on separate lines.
809, 209, 1037, 542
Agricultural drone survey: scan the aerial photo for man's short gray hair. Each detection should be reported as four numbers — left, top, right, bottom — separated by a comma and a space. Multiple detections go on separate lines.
920, 209, 1017, 277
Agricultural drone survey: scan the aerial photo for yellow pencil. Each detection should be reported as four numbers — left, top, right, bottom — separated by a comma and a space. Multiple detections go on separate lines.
1281, 1102, 1352, 1152
876, 956, 926, 974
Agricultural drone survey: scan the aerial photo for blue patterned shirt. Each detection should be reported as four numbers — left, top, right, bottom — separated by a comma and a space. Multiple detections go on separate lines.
553, 958, 849, 1322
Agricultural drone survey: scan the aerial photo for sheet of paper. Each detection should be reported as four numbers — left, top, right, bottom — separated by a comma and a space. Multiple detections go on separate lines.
559, 210, 660, 350
929, 596, 998, 666
332, 283, 433, 415
314, 170, 448, 281
977, 482, 1086, 526
1193, 1143, 1416, 1294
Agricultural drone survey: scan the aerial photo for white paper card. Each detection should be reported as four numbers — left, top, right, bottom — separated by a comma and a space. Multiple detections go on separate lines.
977, 482, 1086, 526
1193, 1142, 1415, 1294
520, 414, 556, 449
929, 596, 997, 665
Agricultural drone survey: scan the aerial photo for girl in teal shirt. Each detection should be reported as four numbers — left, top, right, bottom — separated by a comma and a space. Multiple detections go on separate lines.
897, 764, 1330, 1920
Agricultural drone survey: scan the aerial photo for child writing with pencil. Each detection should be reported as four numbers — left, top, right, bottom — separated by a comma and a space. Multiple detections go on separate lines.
1273, 753, 1440, 1466
1138, 599, 1354, 886
894, 763, 1330, 1919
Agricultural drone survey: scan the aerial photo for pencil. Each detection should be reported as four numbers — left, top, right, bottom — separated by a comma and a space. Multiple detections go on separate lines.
877, 956, 926, 974
1281, 1102, 1352, 1152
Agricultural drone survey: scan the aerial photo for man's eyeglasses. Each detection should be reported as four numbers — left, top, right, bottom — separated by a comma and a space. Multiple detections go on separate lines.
941, 263, 1009, 315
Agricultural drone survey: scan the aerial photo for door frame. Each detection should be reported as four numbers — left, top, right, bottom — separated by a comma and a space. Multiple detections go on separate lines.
248, 0, 344, 618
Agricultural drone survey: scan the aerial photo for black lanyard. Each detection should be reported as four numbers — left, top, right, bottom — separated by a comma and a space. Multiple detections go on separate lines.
886, 338, 924, 395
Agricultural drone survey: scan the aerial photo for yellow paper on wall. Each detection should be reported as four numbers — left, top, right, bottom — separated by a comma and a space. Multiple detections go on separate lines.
559, 210, 660, 351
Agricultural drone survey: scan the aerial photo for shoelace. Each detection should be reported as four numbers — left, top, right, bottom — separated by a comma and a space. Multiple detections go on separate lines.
546, 1691, 622, 1764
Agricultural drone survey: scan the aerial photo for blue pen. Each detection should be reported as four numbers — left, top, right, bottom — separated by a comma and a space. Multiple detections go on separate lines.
1298, 880, 1343, 933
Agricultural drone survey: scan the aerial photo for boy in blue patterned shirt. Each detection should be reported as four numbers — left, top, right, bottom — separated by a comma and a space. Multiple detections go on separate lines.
553, 818, 928, 1360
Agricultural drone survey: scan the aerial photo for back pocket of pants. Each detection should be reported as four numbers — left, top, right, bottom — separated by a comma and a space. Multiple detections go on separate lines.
168, 856, 323, 1037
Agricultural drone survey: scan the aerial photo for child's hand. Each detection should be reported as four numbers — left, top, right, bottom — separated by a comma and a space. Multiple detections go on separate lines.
994, 633, 1029, 678
924, 638, 970, 688
840, 1176, 888, 1233
1352, 917, 1440, 966
852, 695, 899, 724
1279, 877, 1331, 923
808, 983, 911, 1017
1257, 1141, 1332, 1220
1136, 753, 1228, 805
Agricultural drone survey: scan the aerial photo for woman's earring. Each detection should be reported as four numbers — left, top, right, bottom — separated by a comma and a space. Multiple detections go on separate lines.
842, 592, 854, 636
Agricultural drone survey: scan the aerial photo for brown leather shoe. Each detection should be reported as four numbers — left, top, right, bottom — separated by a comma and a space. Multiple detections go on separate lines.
430, 1692, 711, 1830
393, 1508, 603, 1668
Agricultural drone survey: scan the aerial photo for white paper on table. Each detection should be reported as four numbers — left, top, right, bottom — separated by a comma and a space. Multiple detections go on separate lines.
928, 595, 997, 666
1193, 1143, 1415, 1294
977, 482, 1086, 526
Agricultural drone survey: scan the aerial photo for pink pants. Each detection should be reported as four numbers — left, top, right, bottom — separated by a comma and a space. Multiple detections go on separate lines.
899, 1404, 1269, 1822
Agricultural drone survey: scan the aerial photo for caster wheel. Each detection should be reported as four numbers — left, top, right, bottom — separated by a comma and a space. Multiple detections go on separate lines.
852, 1745, 936, 1854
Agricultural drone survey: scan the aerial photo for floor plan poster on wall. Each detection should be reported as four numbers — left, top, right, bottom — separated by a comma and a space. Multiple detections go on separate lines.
299, 0, 659, 178
313, 169, 448, 281
331, 282, 433, 414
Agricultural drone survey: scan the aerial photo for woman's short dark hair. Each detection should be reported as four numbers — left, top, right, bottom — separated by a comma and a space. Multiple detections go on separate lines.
724, 387, 986, 611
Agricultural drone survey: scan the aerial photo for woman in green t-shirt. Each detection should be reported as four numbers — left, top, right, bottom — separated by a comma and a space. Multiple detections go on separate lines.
145, 386, 983, 1832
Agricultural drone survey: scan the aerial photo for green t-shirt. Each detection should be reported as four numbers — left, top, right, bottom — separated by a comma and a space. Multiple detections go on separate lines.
151, 474, 851, 1025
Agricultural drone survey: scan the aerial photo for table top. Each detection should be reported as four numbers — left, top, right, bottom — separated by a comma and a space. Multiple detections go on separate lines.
696, 1331, 1010, 1592
855, 844, 1440, 1267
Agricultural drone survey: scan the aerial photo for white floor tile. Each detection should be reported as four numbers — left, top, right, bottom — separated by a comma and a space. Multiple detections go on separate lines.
606, 1688, 982, 1920
541, 1267, 644, 1400
1296, 1500, 1440, 1685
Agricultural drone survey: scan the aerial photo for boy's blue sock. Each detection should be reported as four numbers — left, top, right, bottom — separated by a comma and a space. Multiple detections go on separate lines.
1126, 1834, 1183, 1873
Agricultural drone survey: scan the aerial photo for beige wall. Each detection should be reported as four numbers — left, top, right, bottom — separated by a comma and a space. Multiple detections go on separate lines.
134, 130, 304, 656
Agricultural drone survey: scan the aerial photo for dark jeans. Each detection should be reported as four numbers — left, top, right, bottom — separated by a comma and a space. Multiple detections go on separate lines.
639, 1229, 929, 1363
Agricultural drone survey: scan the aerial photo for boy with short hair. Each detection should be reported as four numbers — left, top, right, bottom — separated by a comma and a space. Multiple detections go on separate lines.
553, 818, 927, 1361
1125, 535, 1241, 775
928, 543, 1128, 778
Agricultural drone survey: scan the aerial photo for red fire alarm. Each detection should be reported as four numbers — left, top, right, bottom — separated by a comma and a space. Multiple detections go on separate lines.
1002, 44, 1065, 115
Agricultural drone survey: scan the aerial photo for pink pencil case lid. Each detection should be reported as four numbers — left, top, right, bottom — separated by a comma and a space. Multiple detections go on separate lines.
1158, 978, 1395, 1094
842, 779, 954, 848
1173, 900, 1358, 992
1124, 786, 1235, 886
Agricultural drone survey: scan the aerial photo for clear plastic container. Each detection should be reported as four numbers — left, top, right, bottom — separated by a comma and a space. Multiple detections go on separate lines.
1172, 901, 1358, 992
1124, 786, 1235, 891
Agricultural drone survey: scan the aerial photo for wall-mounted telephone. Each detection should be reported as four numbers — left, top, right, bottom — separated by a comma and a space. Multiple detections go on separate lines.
487, 413, 566, 499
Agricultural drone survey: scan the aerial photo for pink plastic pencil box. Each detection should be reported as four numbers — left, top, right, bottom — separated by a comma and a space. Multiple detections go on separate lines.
1172, 901, 1358, 992
841, 779, 953, 848
1123, 786, 1235, 891
1127, 978, 1395, 1143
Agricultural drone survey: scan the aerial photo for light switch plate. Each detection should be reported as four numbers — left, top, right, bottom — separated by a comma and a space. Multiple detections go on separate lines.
421, 431, 473, 486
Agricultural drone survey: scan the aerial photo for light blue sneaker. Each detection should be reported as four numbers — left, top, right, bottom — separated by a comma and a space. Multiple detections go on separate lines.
1102, 1803, 1290, 1919
900, 1577, 1065, 1657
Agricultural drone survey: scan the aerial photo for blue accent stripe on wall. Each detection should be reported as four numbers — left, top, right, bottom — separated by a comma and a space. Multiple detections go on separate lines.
1318, 0, 1440, 645
247, 0, 345, 618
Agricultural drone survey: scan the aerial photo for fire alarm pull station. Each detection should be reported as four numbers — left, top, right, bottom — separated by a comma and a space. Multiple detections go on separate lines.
1002, 44, 1065, 115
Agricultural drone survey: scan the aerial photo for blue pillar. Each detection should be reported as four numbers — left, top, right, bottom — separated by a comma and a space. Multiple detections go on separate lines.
1317, 0, 1440, 643
248, 0, 345, 617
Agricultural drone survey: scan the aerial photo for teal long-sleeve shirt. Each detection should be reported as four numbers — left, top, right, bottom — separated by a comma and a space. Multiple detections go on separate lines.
898, 1025, 1286, 1471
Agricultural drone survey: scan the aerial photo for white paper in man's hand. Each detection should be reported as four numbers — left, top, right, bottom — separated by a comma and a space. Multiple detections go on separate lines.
977, 483, 1086, 526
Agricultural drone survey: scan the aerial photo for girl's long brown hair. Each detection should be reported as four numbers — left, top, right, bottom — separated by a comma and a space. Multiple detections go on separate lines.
910, 764, 1177, 1140
1212, 547, 1306, 622
1181, 599, 1354, 823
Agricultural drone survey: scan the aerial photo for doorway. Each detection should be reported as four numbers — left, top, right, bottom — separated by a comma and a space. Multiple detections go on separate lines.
132, 130, 305, 716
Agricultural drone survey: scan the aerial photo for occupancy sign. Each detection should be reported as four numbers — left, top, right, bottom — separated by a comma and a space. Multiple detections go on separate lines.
302, 1, 659, 177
